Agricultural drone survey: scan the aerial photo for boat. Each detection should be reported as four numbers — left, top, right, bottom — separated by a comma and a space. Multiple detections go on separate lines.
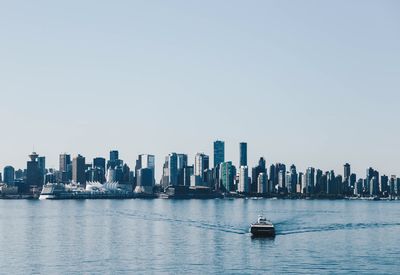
250, 216, 275, 237
39, 183, 67, 200
39, 182, 135, 200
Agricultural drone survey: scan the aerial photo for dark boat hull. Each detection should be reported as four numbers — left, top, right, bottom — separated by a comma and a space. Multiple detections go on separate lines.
250, 226, 276, 237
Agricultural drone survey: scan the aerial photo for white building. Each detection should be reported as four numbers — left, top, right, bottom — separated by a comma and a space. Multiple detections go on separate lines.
238, 166, 249, 193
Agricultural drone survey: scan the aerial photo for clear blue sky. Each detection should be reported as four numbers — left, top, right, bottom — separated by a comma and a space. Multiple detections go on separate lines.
0, 0, 399, 179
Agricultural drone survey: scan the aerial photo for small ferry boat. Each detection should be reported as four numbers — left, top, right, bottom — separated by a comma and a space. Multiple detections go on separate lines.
250, 216, 275, 237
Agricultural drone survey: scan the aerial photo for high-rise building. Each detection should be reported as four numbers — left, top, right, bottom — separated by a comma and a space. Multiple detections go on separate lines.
278, 169, 286, 192
72, 154, 86, 186
305, 167, 315, 194
38, 156, 46, 177
239, 142, 247, 167
3, 166, 15, 185
257, 173, 267, 194
315, 169, 323, 194
344, 163, 351, 181
213, 140, 225, 168
136, 154, 155, 185
110, 150, 119, 161
161, 153, 179, 187
327, 170, 336, 194
365, 167, 376, 194
389, 176, 396, 197
134, 168, 154, 194
194, 153, 209, 181
26, 152, 43, 187
238, 166, 249, 193
108, 150, 122, 169
59, 153, 71, 172
287, 165, 298, 194
251, 157, 266, 193
183, 165, 194, 187
370, 175, 379, 196
381, 175, 389, 195
93, 157, 106, 183
93, 157, 106, 173
220, 162, 236, 192
59, 153, 72, 183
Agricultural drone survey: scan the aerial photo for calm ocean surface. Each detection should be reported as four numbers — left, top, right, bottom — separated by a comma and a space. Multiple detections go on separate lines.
0, 199, 399, 274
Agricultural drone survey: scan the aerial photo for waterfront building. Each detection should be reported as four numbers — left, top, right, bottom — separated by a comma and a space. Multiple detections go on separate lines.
269, 164, 276, 190
160, 153, 178, 187
251, 157, 266, 193
93, 157, 106, 182
213, 140, 225, 168
239, 142, 247, 167
38, 156, 46, 177
59, 153, 72, 182
365, 167, 377, 195
177, 154, 188, 186
107, 150, 122, 169
183, 165, 194, 187
220, 161, 236, 192
389, 176, 396, 197
134, 168, 154, 194
315, 169, 323, 194
297, 172, 304, 193
305, 167, 315, 194
194, 153, 209, 182
3, 166, 15, 185
370, 175, 379, 196
355, 179, 363, 196
381, 175, 389, 195
344, 163, 351, 189
278, 169, 286, 193
135, 154, 156, 185
72, 154, 86, 186
286, 165, 298, 194
26, 152, 43, 187
238, 166, 249, 193
327, 170, 336, 195
336, 175, 343, 195
257, 172, 267, 194
350, 173, 357, 193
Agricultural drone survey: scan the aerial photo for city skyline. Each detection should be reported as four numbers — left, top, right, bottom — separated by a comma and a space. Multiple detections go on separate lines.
1, 139, 400, 182
1, 1, 399, 177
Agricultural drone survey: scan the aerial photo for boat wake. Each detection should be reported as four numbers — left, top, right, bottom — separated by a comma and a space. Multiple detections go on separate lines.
111, 209, 247, 235
277, 222, 400, 236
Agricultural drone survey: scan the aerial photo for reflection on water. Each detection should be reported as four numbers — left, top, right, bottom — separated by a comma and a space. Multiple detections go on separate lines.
0, 199, 399, 274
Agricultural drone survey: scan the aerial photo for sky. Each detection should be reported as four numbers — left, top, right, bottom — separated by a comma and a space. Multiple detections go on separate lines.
0, 0, 399, 179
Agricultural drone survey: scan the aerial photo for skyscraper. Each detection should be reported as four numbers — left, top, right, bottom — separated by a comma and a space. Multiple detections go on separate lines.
26, 152, 43, 187
239, 142, 247, 167
305, 167, 315, 194
59, 153, 72, 183
108, 150, 121, 169
220, 161, 235, 192
287, 165, 298, 194
136, 154, 156, 185
3, 166, 15, 185
163, 153, 178, 186
257, 173, 267, 194
134, 168, 154, 194
59, 153, 71, 173
251, 157, 266, 193
238, 166, 249, 193
38, 156, 46, 177
72, 154, 86, 186
213, 140, 225, 168
194, 153, 209, 180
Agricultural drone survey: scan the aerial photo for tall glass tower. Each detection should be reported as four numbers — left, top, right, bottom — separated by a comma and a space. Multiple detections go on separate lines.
213, 140, 225, 168
239, 142, 247, 167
